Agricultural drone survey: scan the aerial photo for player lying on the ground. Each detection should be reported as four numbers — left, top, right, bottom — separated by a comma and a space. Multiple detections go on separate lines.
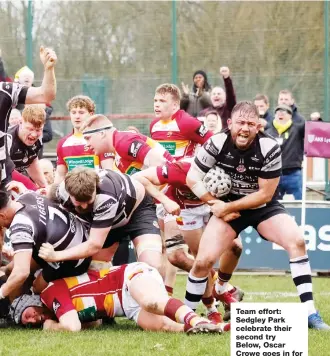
132, 159, 244, 322
40, 167, 179, 275
81, 114, 174, 175
7, 262, 229, 334
184, 100, 329, 330
0, 189, 91, 300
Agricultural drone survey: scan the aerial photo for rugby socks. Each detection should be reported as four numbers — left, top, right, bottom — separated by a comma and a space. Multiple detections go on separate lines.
164, 298, 208, 329
214, 271, 232, 295
290, 255, 316, 316
165, 285, 174, 296
202, 296, 218, 315
184, 272, 208, 311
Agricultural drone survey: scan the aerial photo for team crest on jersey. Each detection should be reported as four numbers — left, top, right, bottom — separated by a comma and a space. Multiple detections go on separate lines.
128, 141, 143, 158
167, 131, 172, 137
236, 158, 246, 173
196, 124, 208, 137
52, 298, 61, 314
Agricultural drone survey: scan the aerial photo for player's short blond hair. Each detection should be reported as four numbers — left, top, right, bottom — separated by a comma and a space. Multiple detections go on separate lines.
65, 167, 99, 202
155, 83, 181, 103
66, 95, 96, 113
22, 105, 46, 128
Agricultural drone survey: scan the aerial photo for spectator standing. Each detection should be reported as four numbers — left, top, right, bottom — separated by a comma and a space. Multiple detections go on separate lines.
254, 94, 273, 130
180, 70, 212, 118
278, 89, 304, 123
200, 66, 236, 129
265, 104, 305, 200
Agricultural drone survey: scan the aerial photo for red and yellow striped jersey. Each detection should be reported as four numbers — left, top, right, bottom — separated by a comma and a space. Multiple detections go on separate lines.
109, 130, 173, 175
150, 110, 213, 159
41, 265, 127, 322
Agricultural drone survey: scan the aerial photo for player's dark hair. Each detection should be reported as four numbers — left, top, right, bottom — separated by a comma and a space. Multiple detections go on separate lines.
0, 190, 10, 210
231, 101, 259, 120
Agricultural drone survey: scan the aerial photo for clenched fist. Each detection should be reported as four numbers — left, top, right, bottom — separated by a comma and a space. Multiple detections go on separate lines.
219, 66, 230, 79
40, 46, 57, 70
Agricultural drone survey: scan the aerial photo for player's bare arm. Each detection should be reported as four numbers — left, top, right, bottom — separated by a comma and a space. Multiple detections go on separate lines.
210, 176, 280, 218
186, 162, 219, 203
39, 226, 111, 262
26, 158, 48, 188
132, 168, 180, 216
0, 251, 32, 299
25, 46, 57, 104
54, 165, 68, 184
43, 310, 81, 332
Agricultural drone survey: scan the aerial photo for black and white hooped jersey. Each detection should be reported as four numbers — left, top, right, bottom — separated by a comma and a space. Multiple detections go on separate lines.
0, 82, 28, 182
8, 192, 89, 268
194, 129, 282, 201
57, 169, 137, 229
8, 124, 42, 172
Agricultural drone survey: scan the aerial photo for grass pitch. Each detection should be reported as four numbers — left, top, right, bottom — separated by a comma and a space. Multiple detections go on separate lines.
1, 274, 329, 356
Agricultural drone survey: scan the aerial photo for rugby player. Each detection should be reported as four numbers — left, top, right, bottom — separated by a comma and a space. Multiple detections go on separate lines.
8, 262, 228, 334
8, 105, 47, 188
184, 101, 329, 330
0, 46, 57, 188
150, 83, 213, 159
150, 83, 213, 297
81, 114, 174, 175
54, 95, 113, 184
133, 160, 243, 322
39, 168, 165, 274
0, 190, 91, 300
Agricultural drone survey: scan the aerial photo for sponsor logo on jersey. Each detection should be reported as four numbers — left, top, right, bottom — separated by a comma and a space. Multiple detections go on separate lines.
128, 141, 143, 158
196, 124, 208, 138
103, 152, 115, 158
167, 131, 172, 137
52, 299, 61, 314
162, 165, 168, 178
95, 197, 117, 214
264, 147, 281, 164
205, 141, 218, 156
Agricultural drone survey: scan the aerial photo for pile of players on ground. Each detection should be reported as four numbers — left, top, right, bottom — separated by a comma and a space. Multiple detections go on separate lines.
0, 47, 328, 333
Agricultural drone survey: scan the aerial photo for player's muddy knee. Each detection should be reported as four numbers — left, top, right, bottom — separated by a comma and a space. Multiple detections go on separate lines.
193, 258, 214, 275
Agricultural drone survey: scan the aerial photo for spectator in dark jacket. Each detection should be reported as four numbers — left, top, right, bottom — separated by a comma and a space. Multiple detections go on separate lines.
180, 70, 212, 118
254, 93, 273, 130
199, 66, 236, 129
278, 89, 305, 123
265, 104, 305, 200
